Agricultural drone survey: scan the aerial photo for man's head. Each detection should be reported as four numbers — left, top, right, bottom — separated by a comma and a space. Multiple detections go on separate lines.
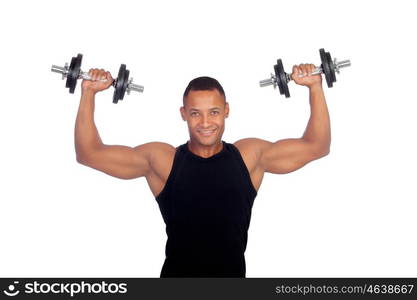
181, 76, 229, 147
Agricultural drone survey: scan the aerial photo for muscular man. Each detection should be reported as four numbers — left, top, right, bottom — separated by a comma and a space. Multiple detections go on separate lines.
75, 64, 330, 277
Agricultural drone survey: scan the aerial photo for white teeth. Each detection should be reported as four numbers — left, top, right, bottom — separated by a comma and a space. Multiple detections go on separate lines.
199, 129, 215, 135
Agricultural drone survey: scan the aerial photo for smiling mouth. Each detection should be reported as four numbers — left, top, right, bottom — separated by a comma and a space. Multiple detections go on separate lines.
197, 129, 217, 136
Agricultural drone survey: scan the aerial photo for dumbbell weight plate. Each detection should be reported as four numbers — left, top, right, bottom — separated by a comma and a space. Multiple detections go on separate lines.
65, 54, 82, 93
319, 48, 334, 88
113, 64, 128, 104
274, 59, 290, 98
326, 51, 336, 85
65, 56, 76, 91
121, 69, 130, 101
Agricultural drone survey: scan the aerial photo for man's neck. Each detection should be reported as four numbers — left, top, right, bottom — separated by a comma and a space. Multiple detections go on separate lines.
187, 140, 223, 158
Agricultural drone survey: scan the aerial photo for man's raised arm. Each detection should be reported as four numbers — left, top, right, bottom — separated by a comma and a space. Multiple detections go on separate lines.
234, 64, 331, 175
259, 63, 331, 174
74, 68, 153, 180
300, 65, 331, 154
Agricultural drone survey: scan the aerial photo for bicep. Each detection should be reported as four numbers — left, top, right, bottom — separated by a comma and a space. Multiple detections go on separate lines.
260, 138, 326, 174
78, 143, 154, 179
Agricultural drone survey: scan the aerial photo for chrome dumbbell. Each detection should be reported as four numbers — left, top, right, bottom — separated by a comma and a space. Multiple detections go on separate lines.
51, 54, 144, 103
259, 48, 351, 98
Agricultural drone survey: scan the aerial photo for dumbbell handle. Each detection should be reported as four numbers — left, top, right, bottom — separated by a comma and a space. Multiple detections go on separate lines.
51, 64, 144, 93
51, 65, 106, 82
259, 58, 351, 87
310, 59, 351, 76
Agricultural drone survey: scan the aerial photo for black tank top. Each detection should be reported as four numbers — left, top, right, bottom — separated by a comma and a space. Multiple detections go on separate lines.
155, 140, 257, 277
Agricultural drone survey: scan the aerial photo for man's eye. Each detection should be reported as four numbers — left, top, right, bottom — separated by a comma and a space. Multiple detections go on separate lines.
191, 112, 198, 116
211, 111, 219, 115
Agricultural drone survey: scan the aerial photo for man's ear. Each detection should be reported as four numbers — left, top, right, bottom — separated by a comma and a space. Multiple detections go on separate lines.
180, 106, 186, 121
225, 102, 230, 118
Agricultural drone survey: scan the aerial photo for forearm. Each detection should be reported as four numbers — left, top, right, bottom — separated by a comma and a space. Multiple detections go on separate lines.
302, 84, 331, 153
75, 90, 104, 161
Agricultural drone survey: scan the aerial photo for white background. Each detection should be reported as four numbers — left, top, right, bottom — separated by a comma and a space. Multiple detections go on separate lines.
0, 0, 416, 277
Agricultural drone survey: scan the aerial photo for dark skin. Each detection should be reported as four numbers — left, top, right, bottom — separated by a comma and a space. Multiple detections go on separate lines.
76, 64, 330, 196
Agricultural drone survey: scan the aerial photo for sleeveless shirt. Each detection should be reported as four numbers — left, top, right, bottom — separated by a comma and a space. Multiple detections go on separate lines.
155, 140, 257, 277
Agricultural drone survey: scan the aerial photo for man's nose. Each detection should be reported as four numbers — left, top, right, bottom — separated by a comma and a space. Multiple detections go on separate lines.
200, 114, 210, 127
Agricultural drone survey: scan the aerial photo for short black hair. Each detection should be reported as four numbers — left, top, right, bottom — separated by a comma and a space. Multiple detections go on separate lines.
183, 76, 226, 106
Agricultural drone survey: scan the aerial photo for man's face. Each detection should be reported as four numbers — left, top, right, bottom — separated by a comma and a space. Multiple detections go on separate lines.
180, 89, 229, 147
